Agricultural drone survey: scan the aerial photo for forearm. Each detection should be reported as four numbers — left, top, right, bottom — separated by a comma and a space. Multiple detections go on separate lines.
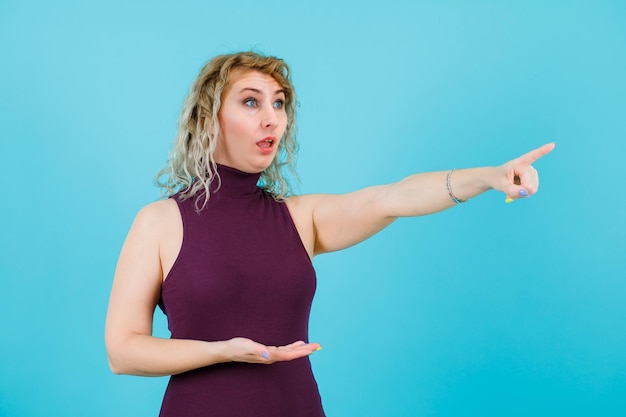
107, 334, 230, 377
382, 167, 498, 217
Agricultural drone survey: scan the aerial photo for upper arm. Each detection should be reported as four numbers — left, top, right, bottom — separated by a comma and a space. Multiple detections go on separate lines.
105, 199, 179, 351
289, 185, 396, 256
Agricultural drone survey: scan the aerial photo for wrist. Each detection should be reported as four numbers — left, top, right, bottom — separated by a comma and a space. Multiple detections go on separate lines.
479, 166, 499, 191
446, 169, 467, 204
211, 340, 233, 364
446, 167, 494, 204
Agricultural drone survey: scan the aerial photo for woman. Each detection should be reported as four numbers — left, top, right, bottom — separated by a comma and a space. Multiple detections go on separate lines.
105, 51, 554, 416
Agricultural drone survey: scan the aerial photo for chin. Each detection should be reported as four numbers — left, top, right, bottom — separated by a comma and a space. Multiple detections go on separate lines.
244, 159, 274, 174
254, 156, 277, 171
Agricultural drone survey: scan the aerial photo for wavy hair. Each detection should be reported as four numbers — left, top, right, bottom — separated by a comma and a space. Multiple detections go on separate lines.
155, 51, 299, 210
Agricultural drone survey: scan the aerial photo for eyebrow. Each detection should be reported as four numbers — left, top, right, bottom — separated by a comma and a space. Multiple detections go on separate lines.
238, 87, 285, 96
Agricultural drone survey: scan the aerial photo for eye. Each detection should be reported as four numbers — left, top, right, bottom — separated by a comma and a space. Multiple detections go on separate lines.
243, 97, 258, 107
273, 99, 285, 109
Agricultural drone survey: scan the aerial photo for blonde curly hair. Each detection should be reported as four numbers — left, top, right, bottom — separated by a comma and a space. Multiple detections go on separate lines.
155, 51, 299, 210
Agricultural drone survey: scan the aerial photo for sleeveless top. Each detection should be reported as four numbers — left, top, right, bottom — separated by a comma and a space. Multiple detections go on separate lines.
157, 165, 325, 417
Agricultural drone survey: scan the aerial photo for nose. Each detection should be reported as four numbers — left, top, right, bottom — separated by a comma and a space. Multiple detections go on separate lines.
261, 106, 279, 129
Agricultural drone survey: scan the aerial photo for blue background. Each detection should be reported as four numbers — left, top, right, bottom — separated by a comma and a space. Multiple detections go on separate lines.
1, 0, 625, 416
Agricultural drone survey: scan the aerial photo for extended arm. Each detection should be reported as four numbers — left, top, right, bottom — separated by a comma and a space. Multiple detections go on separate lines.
293, 143, 555, 255
105, 201, 319, 377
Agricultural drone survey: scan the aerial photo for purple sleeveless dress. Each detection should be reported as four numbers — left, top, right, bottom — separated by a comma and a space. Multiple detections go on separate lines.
158, 165, 325, 416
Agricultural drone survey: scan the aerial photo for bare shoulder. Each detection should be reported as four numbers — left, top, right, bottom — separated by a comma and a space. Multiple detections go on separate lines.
126, 199, 179, 242
284, 194, 322, 258
285, 192, 347, 222
120, 198, 180, 257
136, 199, 182, 276
284, 194, 325, 222
285, 193, 327, 209
116, 198, 182, 285
135, 198, 179, 227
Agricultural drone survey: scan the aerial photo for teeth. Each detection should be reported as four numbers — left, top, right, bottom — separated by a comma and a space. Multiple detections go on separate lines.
258, 139, 273, 149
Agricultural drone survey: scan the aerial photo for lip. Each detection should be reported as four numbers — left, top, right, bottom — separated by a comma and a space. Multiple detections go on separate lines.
256, 136, 277, 154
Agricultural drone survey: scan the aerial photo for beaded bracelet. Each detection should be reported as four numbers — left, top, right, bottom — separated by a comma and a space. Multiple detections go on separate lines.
446, 169, 467, 204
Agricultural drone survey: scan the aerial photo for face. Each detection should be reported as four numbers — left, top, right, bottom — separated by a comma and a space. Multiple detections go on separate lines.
213, 70, 288, 173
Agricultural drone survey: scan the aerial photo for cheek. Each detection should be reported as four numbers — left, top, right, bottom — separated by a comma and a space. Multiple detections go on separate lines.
279, 114, 289, 134
220, 113, 247, 138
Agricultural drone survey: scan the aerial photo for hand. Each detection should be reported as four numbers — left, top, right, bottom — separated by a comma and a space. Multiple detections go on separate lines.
495, 143, 556, 202
225, 337, 322, 365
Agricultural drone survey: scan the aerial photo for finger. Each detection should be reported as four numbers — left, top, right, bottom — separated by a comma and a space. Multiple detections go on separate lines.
504, 185, 531, 201
267, 343, 321, 362
276, 343, 321, 354
278, 340, 307, 349
274, 340, 321, 350
516, 166, 539, 196
505, 166, 540, 201
504, 168, 528, 199
515, 142, 556, 166
270, 349, 314, 362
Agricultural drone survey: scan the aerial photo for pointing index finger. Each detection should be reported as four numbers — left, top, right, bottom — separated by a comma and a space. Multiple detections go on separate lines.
516, 143, 556, 165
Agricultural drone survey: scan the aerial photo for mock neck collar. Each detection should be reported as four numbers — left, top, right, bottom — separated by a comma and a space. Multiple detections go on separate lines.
210, 164, 263, 197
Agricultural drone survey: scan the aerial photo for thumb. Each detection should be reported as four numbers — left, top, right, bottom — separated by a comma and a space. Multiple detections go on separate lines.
503, 173, 529, 201
505, 186, 530, 202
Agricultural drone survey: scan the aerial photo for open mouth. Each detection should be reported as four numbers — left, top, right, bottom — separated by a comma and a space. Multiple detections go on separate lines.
256, 137, 276, 152
257, 139, 274, 149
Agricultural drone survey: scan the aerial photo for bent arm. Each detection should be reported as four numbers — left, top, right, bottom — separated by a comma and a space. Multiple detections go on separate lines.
303, 143, 555, 255
105, 201, 319, 377
104, 201, 228, 376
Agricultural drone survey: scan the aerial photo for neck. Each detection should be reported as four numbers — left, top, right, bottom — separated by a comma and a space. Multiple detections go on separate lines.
210, 164, 263, 197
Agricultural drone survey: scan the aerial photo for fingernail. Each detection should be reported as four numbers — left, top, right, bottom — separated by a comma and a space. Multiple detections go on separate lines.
518, 189, 529, 197
505, 197, 514, 204
262, 351, 269, 360
309, 346, 323, 355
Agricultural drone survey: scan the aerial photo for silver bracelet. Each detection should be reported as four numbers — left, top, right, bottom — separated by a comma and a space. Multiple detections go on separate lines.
446, 169, 467, 204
